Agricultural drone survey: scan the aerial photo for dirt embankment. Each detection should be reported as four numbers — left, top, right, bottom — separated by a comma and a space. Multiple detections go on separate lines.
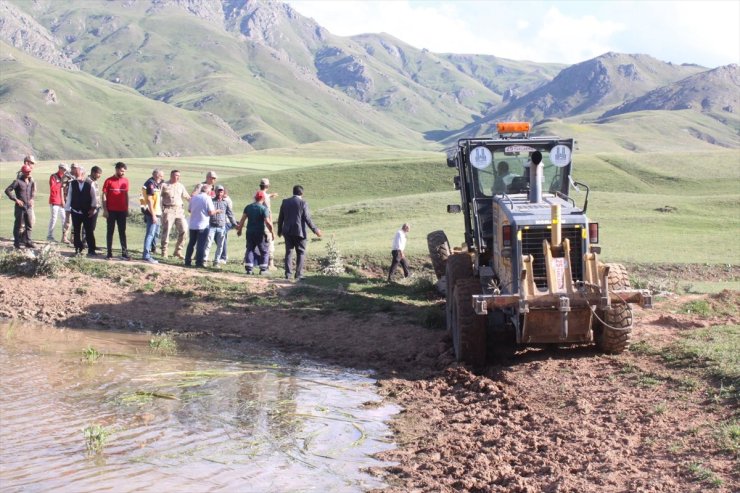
0, 256, 737, 493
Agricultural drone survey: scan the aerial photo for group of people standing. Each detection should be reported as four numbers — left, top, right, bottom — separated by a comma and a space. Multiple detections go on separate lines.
5, 156, 328, 280
5, 155, 104, 255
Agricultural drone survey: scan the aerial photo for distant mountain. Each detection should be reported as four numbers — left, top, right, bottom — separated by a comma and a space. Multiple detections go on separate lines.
1, 0, 737, 161
0, 0, 76, 70
438, 53, 564, 105
479, 53, 705, 122
602, 64, 740, 118
440, 52, 709, 143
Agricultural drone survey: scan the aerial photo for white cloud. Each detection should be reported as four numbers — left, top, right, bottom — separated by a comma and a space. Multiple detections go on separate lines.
287, 1, 740, 67
531, 8, 625, 63
613, 1, 740, 66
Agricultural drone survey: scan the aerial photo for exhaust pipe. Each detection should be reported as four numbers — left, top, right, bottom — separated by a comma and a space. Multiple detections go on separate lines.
529, 151, 543, 204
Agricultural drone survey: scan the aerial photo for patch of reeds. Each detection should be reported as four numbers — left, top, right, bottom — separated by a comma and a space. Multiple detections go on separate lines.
149, 333, 178, 355
82, 424, 110, 454
81, 345, 102, 364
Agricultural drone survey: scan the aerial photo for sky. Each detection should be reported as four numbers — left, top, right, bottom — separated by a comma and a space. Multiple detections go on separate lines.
286, 1, 740, 68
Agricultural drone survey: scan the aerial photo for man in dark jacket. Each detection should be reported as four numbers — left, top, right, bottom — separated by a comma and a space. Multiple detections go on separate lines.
65, 165, 98, 255
277, 185, 322, 280
5, 164, 36, 249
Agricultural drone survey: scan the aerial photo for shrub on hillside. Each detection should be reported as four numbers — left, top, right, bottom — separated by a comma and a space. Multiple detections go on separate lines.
318, 236, 345, 276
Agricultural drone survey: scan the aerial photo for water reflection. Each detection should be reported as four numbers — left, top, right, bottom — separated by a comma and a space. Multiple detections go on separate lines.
0, 322, 398, 492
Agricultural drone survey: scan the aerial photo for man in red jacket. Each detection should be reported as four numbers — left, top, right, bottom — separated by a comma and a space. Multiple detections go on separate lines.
102, 162, 131, 260
47, 163, 70, 241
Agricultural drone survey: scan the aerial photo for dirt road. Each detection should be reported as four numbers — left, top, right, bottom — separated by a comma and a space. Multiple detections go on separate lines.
0, 253, 737, 492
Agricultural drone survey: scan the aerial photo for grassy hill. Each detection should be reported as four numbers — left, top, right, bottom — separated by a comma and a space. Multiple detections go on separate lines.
0, 42, 251, 160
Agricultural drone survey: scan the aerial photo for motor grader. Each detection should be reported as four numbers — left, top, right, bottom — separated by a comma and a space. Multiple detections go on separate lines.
428, 122, 651, 366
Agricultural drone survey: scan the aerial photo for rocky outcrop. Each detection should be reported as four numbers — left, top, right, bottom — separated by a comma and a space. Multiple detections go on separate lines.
0, 0, 77, 70
148, 0, 224, 25
602, 64, 740, 118
315, 46, 374, 101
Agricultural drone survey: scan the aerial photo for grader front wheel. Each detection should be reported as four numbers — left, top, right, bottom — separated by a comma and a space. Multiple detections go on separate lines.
452, 278, 486, 367
595, 263, 633, 354
427, 230, 451, 280
445, 253, 473, 335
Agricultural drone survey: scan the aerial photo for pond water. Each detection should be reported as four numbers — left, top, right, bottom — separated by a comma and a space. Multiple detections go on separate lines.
0, 322, 398, 492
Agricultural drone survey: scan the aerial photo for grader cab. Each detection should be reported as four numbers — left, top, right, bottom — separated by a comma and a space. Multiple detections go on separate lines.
428, 122, 651, 366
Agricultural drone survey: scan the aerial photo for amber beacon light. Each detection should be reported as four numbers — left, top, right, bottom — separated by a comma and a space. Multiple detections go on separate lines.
496, 122, 531, 136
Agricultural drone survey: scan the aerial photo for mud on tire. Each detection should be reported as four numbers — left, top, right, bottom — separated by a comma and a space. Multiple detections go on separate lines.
445, 253, 473, 335
452, 278, 486, 367
595, 263, 633, 354
427, 230, 451, 280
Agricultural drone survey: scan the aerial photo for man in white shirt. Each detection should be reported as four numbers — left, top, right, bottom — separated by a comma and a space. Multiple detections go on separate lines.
185, 184, 221, 268
387, 223, 411, 282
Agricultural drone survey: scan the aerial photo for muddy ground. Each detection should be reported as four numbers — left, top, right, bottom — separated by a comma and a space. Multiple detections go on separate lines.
0, 245, 737, 492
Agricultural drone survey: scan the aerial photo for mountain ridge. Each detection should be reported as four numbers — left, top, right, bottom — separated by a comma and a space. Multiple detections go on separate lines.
1, 0, 737, 161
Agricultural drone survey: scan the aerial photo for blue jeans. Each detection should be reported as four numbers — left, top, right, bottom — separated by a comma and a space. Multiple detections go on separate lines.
185, 228, 210, 267
143, 214, 160, 259
220, 224, 232, 261
208, 226, 225, 264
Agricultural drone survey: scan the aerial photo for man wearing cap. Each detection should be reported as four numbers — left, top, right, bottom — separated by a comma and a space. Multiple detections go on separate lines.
102, 162, 130, 260
64, 165, 98, 256
208, 184, 236, 267
160, 169, 190, 259
217, 187, 234, 264
192, 170, 218, 198
277, 185, 322, 280
236, 190, 273, 275
258, 178, 279, 268
47, 163, 70, 241
16, 154, 35, 180
141, 168, 164, 263
15, 154, 36, 239
5, 163, 37, 249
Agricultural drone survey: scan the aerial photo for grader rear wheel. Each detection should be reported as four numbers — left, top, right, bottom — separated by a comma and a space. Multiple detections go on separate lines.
452, 278, 486, 367
427, 230, 451, 280
595, 263, 633, 354
445, 253, 473, 334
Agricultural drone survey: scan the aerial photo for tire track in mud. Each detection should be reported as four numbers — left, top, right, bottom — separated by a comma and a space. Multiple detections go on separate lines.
373, 336, 738, 493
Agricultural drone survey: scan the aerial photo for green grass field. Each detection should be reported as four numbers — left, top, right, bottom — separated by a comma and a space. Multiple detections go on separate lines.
1, 145, 738, 288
